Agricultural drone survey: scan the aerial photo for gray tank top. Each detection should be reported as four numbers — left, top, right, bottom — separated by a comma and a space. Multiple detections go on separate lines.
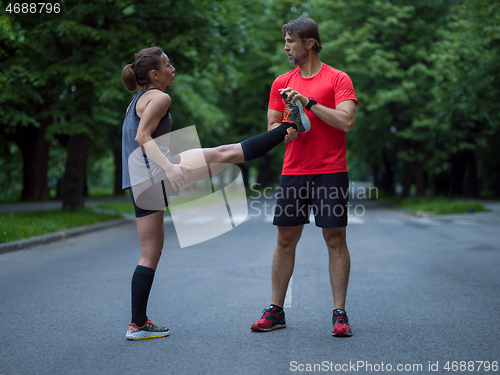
122, 88, 173, 189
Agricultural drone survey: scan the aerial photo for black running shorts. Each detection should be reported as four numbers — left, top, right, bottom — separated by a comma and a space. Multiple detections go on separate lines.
128, 154, 181, 218
273, 172, 349, 228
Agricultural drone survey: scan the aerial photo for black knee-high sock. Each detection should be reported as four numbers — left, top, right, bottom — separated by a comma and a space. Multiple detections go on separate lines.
131, 265, 155, 327
241, 122, 298, 162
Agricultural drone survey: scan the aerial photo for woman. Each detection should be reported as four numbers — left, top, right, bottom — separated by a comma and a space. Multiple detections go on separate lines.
121, 46, 308, 340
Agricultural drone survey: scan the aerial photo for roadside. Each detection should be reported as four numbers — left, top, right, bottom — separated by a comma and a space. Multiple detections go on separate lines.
382, 199, 500, 225
0, 195, 131, 214
0, 196, 134, 255
0, 191, 227, 253
429, 200, 500, 224
2, 195, 500, 255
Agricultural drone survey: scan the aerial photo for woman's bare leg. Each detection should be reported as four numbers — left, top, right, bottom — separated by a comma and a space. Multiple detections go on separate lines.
176, 144, 244, 188
136, 210, 165, 270
174, 121, 296, 189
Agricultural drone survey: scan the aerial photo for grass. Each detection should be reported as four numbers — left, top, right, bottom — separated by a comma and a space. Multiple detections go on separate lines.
95, 202, 136, 214
0, 209, 123, 243
383, 196, 490, 215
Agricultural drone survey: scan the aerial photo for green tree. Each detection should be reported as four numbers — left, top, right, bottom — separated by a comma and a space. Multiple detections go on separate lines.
433, 0, 500, 197
219, 0, 305, 188
307, 0, 448, 196
1, 0, 254, 207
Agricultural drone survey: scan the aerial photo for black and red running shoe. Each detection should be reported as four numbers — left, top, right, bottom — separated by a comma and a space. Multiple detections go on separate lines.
280, 91, 311, 133
251, 305, 286, 332
332, 309, 352, 337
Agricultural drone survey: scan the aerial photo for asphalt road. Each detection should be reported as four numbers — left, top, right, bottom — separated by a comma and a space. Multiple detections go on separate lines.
0, 198, 499, 375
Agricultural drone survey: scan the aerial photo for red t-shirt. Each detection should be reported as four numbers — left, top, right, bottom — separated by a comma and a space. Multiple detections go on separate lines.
269, 63, 357, 175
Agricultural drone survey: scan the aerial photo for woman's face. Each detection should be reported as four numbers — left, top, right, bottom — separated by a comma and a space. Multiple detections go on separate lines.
157, 53, 176, 87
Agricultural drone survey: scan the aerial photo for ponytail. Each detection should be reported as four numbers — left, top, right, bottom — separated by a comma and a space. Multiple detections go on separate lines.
121, 47, 164, 92
122, 64, 138, 92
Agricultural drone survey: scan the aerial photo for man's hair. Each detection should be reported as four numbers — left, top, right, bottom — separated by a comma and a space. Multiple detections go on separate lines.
282, 17, 323, 54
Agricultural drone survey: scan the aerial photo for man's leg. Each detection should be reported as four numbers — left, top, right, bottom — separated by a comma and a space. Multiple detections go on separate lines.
251, 225, 303, 332
323, 226, 353, 337
322, 226, 350, 310
271, 225, 304, 307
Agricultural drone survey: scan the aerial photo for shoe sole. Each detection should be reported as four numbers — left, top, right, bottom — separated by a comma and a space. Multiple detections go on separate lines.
294, 99, 311, 133
251, 324, 286, 332
126, 330, 170, 340
332, 330, 352, 337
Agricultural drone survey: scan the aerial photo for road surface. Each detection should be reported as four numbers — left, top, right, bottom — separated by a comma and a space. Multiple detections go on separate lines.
0, 198, 499, 374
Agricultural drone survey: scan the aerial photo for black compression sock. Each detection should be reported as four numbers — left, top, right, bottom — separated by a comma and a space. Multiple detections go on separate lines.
131, 265, 155, 327
241, 122, 298, 162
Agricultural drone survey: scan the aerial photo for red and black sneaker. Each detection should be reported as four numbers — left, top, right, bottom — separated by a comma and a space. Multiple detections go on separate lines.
280, 91, 311, 133
251, 305, 286, 332
332, 309, 352, 337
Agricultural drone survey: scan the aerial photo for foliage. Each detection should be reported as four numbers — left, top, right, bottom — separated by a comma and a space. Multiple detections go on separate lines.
1, 0, 499, 206
299, 0, 500, 197
0, 0, 256, 204
432, 0, 500, 196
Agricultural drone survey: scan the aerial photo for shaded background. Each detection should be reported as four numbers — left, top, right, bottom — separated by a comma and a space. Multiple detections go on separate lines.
1, 0, 499, 208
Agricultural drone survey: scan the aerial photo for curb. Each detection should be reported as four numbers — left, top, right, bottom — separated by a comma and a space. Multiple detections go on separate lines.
384, 201, 500, 225
0, 218, 132, 255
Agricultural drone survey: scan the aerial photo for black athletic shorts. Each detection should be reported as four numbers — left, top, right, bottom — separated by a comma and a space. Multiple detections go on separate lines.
128, 154, 181, 218
273, 172, 349, 228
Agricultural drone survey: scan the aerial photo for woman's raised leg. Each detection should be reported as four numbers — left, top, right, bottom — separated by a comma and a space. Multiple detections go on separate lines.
175, 122, 298, 188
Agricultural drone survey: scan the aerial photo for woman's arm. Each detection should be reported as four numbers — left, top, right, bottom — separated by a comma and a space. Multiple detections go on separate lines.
135, 93, 190, 190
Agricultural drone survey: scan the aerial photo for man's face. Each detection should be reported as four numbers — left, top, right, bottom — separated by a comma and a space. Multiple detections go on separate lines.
284, 32, 308, 65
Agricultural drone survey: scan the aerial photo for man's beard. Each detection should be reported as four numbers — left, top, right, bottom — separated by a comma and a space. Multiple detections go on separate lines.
288, 46, 308, 65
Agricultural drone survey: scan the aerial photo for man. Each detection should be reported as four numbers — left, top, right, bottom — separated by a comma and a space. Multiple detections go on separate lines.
251, 17, 358, 337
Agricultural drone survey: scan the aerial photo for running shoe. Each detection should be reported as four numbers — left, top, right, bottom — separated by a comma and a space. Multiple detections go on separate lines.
281, 92, 311, 133
251, 305, 286, 332
126, 317, 170, 340
332, 309, 352, 337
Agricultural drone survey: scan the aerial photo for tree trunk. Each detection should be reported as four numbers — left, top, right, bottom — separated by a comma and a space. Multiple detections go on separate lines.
372, 164, 380, 192
256, 155, 279, 188
62, 133, 89, 209
113, 146, 124, 195
464, 150, 479, 198
402, 161, 412, 198
238, 163, 250, 191
382, 151, 394, 196
16, 123, 50, 202
433, 171, 450, 197
414, 159, 426, 197
450, 152, 466, 196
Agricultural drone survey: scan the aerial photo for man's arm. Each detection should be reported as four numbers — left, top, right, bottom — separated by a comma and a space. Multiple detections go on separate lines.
267, 108, 282, 131
309, 99, 357, 133
279, 88, 357, 133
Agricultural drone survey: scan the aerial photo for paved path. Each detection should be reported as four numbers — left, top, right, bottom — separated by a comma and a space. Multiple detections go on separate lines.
0, 198, 499, 375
